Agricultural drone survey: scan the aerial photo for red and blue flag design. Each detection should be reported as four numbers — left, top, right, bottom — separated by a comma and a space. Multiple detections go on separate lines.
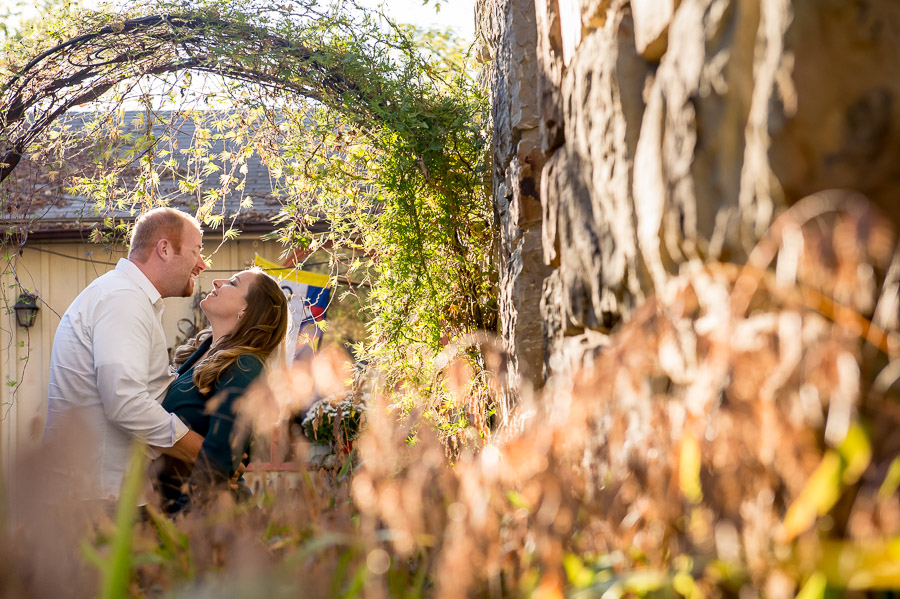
254, 255, 331, 359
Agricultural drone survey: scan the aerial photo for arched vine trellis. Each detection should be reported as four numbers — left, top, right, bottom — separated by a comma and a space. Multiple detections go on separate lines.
0, 12, 388, 182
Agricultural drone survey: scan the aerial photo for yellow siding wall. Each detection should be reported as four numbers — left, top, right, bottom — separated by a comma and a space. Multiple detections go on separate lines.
0, 237, 287, 475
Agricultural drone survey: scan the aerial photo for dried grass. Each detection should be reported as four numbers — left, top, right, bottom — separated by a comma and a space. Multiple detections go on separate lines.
4, 191, 900, 597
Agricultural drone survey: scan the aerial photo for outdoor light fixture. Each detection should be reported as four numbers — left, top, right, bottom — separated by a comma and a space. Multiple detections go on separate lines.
14, 292, 39, 329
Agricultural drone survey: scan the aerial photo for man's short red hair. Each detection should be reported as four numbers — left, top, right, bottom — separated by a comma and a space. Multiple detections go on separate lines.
128, 207, 200, 262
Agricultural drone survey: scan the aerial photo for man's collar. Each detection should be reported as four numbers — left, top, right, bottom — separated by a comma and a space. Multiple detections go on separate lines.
115, 259, 162, 304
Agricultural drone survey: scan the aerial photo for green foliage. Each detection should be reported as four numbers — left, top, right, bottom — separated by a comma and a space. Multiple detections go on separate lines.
80, 444, 146, 599
301, 391, 368, 444
2, 0, 495, 407
0, 0, 81, 45
144, 504, 195, 582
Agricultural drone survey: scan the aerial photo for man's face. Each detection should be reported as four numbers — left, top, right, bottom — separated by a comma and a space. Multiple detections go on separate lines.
172, 225, 206, 298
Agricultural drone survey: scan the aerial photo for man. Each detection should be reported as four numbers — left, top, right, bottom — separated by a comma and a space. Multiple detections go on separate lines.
44, 207, 207, 501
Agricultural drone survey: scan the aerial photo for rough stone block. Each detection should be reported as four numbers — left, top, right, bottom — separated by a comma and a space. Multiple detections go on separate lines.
508, 158, 541, 227
540, 148, 564, 267
552, 6, 648, 330
557, 0, 583, 66
500, 227, 549, 364
579, 0, 612, 31
535, 0, 566, 154
769, 0, 900, 230
508, 0, 541, 133
632, 73, 669, 291
499, 221, 549, 404
631, 0, 678, 61
539, 269, 565, 373
491, 0, 541, 170
651, 0, 758, 258
509, 129, 545, 227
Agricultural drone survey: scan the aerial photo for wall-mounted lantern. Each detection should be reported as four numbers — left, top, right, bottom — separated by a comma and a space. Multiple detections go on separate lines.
14, 292, 40, 328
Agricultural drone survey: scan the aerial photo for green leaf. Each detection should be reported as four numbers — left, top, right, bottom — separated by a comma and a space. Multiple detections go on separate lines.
781, 451, 842, 541
679, 431, 703, 503
796, 572, 827, 599
563, 553, 594, 588
838, 422, 871, 485
506, 490, 530, 511
878, 456, 900, 500
99, 444, 146, 599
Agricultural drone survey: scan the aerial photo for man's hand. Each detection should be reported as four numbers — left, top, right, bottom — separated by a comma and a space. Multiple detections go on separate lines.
157, 429, 204, 464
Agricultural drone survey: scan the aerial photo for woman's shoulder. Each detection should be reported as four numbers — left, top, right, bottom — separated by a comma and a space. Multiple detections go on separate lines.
175, 331, 212, 376
230, 352, 266, 374
173, 331, 213, 373
216, 353, 265, 389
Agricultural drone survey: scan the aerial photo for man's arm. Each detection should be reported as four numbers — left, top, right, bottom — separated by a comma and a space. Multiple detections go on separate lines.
159, 429, 204, 464
92, 292, 190, 447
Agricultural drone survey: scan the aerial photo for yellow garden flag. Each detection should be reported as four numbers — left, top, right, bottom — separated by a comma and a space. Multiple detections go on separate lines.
254, 255, 331, 358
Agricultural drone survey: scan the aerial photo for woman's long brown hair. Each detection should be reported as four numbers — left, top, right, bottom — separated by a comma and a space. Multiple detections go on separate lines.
193, 268, 289, 395
172, 329, 212, 370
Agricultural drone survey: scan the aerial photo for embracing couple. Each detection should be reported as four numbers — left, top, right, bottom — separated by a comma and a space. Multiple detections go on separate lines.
42, 207, 288, 514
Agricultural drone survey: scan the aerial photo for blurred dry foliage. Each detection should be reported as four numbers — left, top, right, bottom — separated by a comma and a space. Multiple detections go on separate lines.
5, 190, 900, 597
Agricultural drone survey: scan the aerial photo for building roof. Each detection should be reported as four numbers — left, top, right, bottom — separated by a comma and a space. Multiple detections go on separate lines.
1, 110, 293, 241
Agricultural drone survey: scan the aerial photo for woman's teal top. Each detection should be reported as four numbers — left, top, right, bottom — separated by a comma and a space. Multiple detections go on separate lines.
157, 337, 264, 512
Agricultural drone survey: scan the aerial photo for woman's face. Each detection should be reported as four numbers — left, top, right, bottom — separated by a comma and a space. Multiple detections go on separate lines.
200, 271, 254, 321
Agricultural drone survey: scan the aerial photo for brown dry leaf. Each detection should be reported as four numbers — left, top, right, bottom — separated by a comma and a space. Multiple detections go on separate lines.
445, 356, 474, 407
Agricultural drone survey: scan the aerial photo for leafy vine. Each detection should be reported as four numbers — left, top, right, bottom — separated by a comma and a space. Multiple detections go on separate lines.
1, 0, 496, 433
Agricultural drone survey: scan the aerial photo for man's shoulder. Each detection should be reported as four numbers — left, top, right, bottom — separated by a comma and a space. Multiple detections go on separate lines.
84, 270, 147, 299
67, 271, 152, 322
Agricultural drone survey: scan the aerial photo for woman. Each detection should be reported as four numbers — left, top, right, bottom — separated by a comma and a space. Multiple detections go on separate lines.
156, 267, 289, 513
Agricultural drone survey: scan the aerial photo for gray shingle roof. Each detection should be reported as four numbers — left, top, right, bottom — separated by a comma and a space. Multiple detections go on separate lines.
2, 110, 290, 239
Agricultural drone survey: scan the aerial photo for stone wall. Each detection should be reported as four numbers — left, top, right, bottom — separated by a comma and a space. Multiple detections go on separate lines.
478, 0, 900, 415
477, 0, 550, 424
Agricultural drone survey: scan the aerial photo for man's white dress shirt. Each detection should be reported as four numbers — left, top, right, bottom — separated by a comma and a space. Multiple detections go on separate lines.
44, 258, 189, 501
